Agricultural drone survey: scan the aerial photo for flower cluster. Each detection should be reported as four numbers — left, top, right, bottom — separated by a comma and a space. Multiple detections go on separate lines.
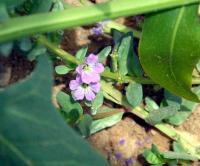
69, 54, 104, 101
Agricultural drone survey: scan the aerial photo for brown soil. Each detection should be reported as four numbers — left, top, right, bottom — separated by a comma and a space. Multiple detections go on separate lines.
89, 115, 170, 166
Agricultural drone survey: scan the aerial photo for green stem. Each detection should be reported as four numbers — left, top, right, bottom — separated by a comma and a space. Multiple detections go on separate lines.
37, 35, 155, 84
0, 0, 199, 42
37, 35, 81, 65
103, 21, 141, 39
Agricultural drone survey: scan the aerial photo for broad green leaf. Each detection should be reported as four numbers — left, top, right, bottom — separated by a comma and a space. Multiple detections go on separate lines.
77, 114, 92, 137
90, 107, 123, 134
139, 4, 200, 102
145, 106, 179, 125
97, 46, 111, 63
55, 65, 72, 75
56, 91, 83, 124
75, 46, 88, 62
0, 56, 109, 165
91, 90, 104, 115
126, 82, 143, 108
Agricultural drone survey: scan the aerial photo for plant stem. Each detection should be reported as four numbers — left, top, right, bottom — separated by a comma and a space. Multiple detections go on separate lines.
0, 0, 199, 42
37, 35, 81, 65
36, 35, 155, 84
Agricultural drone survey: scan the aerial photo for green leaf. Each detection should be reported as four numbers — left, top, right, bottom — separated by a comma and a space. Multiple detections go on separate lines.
0, 42, 13, 57
77, 114, 92, 137
117, 32, 133, 76
56, 91, 83, 115
0, 55, 109, 165
145, 106, 179, 125
75, 46, 88, 62
27, 45, 47, 61
162, 151, 198, 161
143, 145, 164, 165
55, 65, 72, 75
139, 4, 200, 102
145, 97, 159, 112
97, 46, 111, 63
0, 0, 26, 8
112, 29, 123, 46
164, 90, 197, 125
126, 82, 143, 108
29, 0, 53, 14
90, 107, 123, 134
19, 38, 32, 52
91, 90, 104, 115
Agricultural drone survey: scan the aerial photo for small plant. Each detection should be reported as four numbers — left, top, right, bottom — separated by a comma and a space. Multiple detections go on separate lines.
1, 0, 200, 165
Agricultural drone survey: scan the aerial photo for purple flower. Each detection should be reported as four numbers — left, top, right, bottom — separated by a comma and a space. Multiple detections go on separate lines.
119, 138, 126, 145
125, 158, 135, 166
114, 152, 122, 160
76, 54, 104, 84
91, 26, 103, 36
69, 76, 100, 101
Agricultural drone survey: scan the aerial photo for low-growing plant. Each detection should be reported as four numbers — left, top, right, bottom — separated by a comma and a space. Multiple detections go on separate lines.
1, 0, 200, 165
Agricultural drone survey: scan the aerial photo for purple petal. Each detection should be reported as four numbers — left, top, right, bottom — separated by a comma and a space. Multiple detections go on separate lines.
75, 65, 83, 74
69, 77, 82, 91
125, 158, 134, 165
90, 82, 100, 93
85, 88, 96, 101
85, 54, 98, 64
95, 63, 104, 73
119, 139, 125, 145
72, 87, 84, 101
114, 152, 122, 160
81, 71, 100, 84
91, 27, 103, 36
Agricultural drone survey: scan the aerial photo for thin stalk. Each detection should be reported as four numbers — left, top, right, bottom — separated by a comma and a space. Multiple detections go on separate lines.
37, 35, 81, 65
36, 35, 155, 84
0, 0, 199, 42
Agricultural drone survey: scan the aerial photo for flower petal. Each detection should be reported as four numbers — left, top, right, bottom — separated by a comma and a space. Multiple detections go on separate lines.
75, 65, 83, 74
90, 82, 100, 93
85, 54, 98, 64
95, 63, 104, 73
69, 79, 81, 91
85, 88, 96, 101
72, 87, 84, 101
